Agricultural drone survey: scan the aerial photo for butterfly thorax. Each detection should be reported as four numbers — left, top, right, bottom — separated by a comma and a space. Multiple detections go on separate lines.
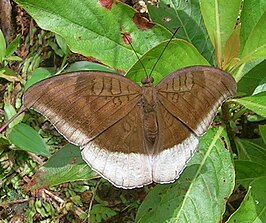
141, 78, 158, 151
141, 76, 154, 85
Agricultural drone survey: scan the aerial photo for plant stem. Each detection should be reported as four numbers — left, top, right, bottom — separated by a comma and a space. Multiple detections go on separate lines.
221, 101, 237, 154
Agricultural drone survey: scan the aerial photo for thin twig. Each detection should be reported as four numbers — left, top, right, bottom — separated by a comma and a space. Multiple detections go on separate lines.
28, 152, 45, 165
0, 198, 32, 207
42, 189, 86, 218
88, 179, 101, 218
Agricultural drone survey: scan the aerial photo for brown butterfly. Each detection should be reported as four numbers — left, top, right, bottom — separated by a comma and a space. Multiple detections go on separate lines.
22, 65, 236, 189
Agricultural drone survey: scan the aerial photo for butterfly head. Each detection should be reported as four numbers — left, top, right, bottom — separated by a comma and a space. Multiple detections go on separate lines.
141, 76, 154, 86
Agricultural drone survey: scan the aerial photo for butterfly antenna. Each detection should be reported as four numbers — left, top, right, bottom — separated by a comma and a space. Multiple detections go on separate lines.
123, 33, 149, 77
148, 27, 180, 77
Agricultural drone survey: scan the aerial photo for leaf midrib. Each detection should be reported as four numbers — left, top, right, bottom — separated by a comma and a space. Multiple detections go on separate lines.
174, 127, 224, 220
20, 1, 141, 54
215, 0, 222, 61
238, 98, 266, 111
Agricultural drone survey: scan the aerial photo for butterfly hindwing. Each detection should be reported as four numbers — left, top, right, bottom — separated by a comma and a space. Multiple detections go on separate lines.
81, 105, 152, 189
153, 102, 199, 183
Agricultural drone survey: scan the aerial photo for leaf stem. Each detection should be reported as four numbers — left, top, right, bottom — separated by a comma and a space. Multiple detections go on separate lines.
221, 101, 237, 153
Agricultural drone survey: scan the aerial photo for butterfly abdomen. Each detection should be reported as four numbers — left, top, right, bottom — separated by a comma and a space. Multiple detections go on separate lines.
143, 111, 158, 145
141, 85, 158, 147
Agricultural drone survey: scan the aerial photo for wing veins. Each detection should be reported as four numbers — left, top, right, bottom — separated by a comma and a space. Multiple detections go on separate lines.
177, 94, 210, 127
198, 75, 230, 99
157, 96, 196, 134
158, 105, 182, 144
55, 93, 140, 142
89, 96, 141, 141
159, 100, 193, 138
158, 92, 201, 129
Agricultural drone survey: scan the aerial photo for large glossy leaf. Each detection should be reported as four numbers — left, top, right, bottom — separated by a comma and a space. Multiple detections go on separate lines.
136, 127, 235, 223
240, 0, 266, 53
15, 0, 171, 71
27, 144, 98, 190
7, 123, 50, 157
235, 138, 266, 188
236, 92, 266, 118
233, 58, 265, 83
234, 1, 266, 79
65, 61, 119, 74
235, 138, 266, 167
235, 160, 266, 187
223, 25, 240, 70
127, 39, 209, 85
227, 177, 266, 223
147, 0, 214, 64
237, 59, 266, 96
199, 0, 241, 66
240, 11, 266, 64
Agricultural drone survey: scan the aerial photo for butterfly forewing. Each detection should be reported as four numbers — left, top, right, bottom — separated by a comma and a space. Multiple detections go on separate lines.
24, 71, 141, 146
156, 66, 237, 137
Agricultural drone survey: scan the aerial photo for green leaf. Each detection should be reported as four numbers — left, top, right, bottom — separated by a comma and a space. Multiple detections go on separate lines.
0, 67, 16, 76
227, 177, 266, 223
0, 29, 6, 63
253, 77, 266, 95
28, 144, 98, 190
147, 0, 215, 63
233, 58, 265, 83
246, 114, 266, 123
65, 61, 119, 74
236, 92, 266, 117
259, 125, 266, 145
240, 11, 266, 65
3, 101, 24, 128
5, 35, 21, 57
235, 161, 266, 187
48, 40, 64, 57
4, 55, 22, 62
24, 67, 55, 91
235, 137, 266, 167
136, 127, 235, 223
15, 0, 171, 71
7, 123, 50, 157
127, 39, 209, 85
237, 59, 266, 96
55, 34, 69, 55
0, 68, 20, 83
223, 25, 240, 69
240, 0, 266, 53
235, 137, 266, 187
90, 204, 117, 223
199, 0, 241, 66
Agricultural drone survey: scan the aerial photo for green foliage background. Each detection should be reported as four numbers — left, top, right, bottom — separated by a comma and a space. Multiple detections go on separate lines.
0, 0, 266, 222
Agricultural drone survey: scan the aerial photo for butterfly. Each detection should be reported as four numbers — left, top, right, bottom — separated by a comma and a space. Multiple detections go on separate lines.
22, 65, 236, 189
